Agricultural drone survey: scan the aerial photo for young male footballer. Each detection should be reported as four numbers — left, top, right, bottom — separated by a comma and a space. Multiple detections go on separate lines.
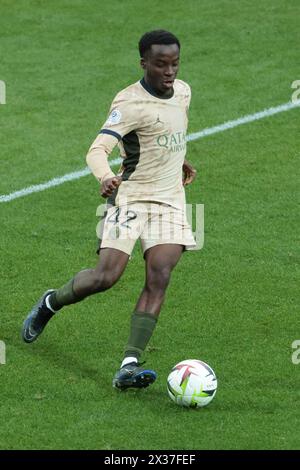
22, 30, 197, 390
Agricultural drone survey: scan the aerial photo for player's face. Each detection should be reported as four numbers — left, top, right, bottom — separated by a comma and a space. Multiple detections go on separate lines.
141, 44, 180, 97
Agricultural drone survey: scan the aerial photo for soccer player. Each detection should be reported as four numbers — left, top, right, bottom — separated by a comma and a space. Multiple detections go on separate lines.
22, 30, 197, 390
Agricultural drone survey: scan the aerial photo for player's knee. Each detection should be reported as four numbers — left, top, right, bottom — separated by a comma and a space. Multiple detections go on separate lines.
146, 267, 171, 293
90, 270, 120, 292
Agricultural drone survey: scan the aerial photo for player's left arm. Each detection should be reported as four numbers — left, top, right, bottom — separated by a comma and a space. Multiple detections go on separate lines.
182, 83, 196, 186
182, 159, 197, 186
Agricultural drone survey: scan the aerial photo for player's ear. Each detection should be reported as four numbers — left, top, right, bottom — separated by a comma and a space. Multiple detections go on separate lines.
140, 58, 146, 70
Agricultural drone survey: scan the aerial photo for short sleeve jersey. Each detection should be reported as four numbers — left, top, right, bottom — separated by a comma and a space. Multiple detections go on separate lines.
100, 78, 191, 209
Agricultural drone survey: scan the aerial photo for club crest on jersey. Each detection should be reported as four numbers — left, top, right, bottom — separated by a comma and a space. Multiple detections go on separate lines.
106, 109, 122, 125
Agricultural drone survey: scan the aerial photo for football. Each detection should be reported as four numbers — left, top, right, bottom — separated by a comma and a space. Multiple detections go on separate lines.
167, 359, 217, 408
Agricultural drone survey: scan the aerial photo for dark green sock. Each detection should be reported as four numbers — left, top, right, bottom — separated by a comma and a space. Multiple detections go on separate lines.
48, 278, 79, 311
124, 311, 158, 361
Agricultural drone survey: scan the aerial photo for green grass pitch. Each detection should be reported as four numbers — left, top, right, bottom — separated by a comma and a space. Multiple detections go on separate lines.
0, 0, 299, 450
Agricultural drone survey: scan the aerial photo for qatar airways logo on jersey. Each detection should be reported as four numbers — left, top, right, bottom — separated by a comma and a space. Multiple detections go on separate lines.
157, 131, 186, 153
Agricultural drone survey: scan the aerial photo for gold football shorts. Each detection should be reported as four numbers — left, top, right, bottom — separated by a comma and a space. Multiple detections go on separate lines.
97, 202, 196, 256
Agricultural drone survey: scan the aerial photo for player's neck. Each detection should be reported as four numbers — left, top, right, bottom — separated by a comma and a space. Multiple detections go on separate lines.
141, 77, 174, 99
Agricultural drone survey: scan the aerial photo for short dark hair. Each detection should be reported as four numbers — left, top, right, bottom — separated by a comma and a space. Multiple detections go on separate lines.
139, 30, 180, 58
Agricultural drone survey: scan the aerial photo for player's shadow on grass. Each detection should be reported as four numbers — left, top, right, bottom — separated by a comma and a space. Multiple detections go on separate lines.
20, 338, 162, 402
20, 335, 104, 383
19, 334, 163, 400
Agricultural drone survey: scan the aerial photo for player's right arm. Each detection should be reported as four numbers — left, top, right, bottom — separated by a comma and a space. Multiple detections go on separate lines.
86, 89, 138, 198
86, 132, 121, 197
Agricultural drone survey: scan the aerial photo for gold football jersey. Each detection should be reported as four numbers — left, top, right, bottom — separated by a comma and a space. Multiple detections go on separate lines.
100, 78, 191, 209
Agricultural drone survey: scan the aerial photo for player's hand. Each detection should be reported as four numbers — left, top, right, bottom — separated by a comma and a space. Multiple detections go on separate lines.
100, 176, 122, 198
182, 160, 197, 186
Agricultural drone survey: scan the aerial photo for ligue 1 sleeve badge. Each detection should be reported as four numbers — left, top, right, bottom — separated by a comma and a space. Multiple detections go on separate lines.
106, 109, 122, 126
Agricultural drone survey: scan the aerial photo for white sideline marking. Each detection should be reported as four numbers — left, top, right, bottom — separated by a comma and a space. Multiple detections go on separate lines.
1, 100, 299, 203
187, 100, 300, 141
0, 157, 120, 203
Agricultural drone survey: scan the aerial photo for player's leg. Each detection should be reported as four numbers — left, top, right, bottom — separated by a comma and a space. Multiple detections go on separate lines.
113, 244, 183, 390
50, 247, 129, 308
135, 243, 184, 315
22, 248, 129, 343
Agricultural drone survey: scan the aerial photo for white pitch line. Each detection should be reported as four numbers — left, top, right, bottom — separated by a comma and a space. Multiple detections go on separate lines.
187, 100, 300, 141
1, 100, 299, 203
0, 157, 120, 203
